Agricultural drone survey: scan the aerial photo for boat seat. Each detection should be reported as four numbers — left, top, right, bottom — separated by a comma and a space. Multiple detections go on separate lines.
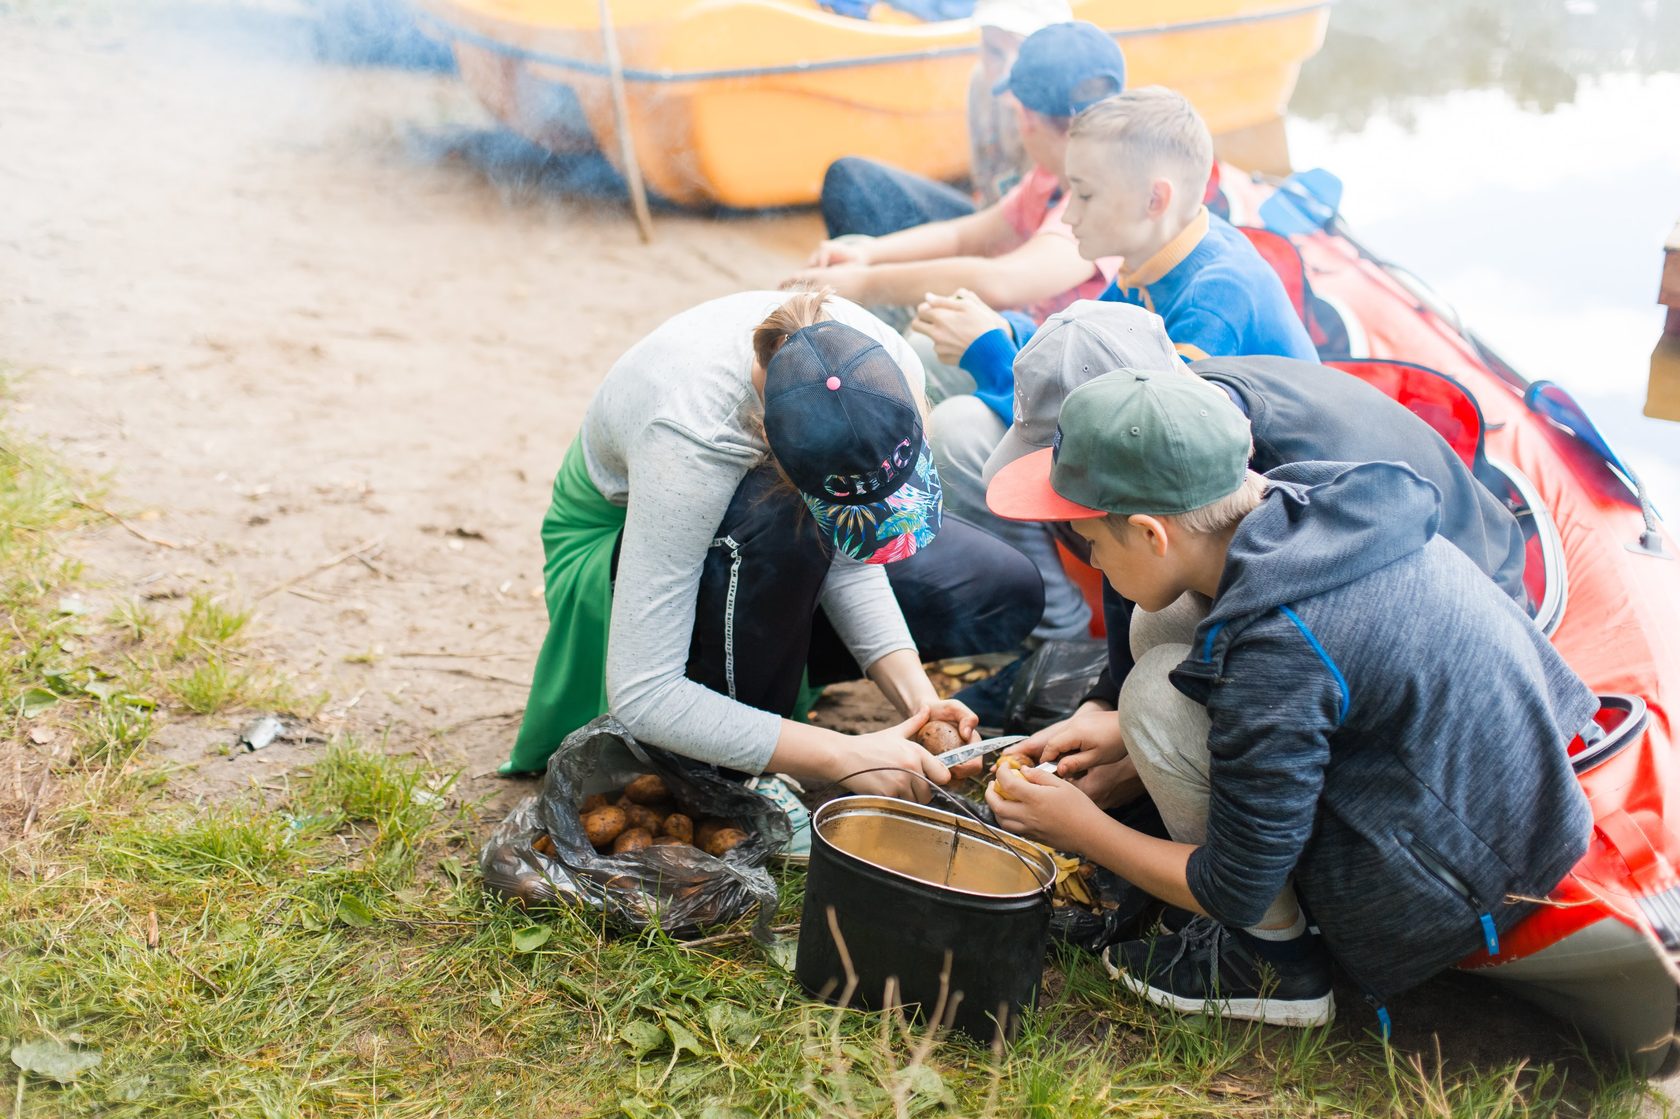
1236, 225, 1354, 358
1239, 226, 1308, 321
1326, 358, 1486, 471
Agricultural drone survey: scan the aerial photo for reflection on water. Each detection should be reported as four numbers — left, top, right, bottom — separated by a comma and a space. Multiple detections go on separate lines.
1293, 0, 1680, 130
1287, 0, 1680, 515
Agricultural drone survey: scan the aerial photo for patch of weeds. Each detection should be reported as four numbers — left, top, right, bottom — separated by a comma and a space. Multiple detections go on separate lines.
296, 739, 460, 873
165, 656, 254, 714
98, 802, 311, 885
72, 699, 154, 766
107, 596, 155, 643
170, 591, 250, 659
138, 591, 293, 717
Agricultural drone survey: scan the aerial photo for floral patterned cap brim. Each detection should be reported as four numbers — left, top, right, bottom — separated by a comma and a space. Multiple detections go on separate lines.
800, 441, 943, 565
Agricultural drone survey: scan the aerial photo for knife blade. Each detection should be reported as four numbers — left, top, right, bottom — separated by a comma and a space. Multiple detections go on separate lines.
935, 734, 1028, 769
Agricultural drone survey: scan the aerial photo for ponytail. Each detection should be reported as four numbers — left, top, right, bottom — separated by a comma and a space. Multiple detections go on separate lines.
753, 287, 834, 372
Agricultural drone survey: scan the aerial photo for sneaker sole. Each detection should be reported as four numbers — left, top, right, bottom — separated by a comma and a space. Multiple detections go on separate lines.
1106, 957, 1335, 1028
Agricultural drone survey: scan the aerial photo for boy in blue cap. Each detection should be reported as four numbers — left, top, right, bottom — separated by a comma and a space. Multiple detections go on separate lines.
818, 0, 1074, 232
983, 369, 1594, 1028
786, 20, 1127, 396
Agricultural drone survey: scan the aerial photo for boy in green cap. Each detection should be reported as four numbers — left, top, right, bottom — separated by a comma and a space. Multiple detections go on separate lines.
984, 369, 1595, 1029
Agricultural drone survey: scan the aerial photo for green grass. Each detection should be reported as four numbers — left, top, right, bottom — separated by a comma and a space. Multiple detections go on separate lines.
0, 393, 1666, 1117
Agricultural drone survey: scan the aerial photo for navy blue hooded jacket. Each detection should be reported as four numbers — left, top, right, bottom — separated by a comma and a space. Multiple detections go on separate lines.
1169, 460, 1595, 1000
1087, 356, 1530, 703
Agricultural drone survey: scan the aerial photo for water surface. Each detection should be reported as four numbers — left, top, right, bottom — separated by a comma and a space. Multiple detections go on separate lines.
1289, 0, 1680, 513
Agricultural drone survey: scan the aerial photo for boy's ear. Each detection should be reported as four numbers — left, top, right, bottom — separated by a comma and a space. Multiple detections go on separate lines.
1147, 178, 1175, 221
1128, 514, 1172, 557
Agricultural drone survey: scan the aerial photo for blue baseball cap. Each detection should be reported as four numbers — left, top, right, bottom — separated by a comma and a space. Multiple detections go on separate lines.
994, 21, 1126, 118
764, 322, 942, 564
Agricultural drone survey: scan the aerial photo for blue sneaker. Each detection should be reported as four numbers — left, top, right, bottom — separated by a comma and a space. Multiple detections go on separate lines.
744, 774, 811, 863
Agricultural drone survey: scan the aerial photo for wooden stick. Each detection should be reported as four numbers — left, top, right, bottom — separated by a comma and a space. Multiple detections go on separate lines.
0, 440, 183, 549
391, 664, 529, 689
439, 707, 527, 733
676, 922, 798, 951
72, 495, 185, 549
597, 0, 655, 243
256, 536, 383, 599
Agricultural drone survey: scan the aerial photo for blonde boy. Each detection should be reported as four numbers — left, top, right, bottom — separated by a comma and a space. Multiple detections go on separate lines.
945, 89, 1317, 408
983, 370, 1594, 1030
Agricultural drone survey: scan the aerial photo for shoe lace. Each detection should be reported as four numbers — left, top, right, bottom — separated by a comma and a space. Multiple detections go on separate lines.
1162, 914, 1232, 977
744, 775, 809, 835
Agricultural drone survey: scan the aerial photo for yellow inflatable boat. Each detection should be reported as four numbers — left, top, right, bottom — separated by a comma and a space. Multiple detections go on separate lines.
413, 0, 1329, 208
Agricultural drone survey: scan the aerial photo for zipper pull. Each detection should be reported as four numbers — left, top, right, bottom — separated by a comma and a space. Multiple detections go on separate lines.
1364, 993, 1392, 1042
1480, 912, 1500, 956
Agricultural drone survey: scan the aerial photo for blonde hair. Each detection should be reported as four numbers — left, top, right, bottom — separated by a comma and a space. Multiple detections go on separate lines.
1106, 469, 1268, 539
1069, 87, 1213, 208
753, 287, 833, 372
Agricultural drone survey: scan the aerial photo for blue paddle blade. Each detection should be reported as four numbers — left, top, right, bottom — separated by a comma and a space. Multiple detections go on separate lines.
1524, 380, 1638, 485
1259, 168, 1344, 236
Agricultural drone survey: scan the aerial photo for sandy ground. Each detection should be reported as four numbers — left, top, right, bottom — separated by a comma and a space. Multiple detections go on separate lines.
2, 4, 1676, 1105
3, 2, 843, 818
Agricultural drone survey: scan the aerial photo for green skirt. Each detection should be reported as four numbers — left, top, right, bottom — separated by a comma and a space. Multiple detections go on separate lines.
502, 437, 625, 775
503, 437, 823, 775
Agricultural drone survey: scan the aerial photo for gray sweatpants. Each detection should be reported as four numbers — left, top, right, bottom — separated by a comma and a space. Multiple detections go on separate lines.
1122, 592, 1300, 929
926, 392, 1092, 641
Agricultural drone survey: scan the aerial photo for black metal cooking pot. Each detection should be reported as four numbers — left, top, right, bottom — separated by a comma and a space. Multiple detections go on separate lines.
795, 795, 1056, 1044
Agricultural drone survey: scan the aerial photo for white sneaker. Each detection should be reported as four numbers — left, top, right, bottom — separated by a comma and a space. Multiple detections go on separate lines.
744, 773, 811, 863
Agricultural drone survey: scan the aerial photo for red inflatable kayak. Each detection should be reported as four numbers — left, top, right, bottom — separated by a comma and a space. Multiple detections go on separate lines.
1163, 170, 1680, 1070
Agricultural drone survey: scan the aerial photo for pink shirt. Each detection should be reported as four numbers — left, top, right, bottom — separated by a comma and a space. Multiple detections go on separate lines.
996, 166, 1122, 322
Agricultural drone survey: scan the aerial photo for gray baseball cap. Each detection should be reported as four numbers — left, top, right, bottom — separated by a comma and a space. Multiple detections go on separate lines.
981, 301, 1180, 484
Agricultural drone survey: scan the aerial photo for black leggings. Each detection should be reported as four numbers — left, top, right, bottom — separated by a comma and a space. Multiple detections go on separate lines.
653, 466, 1043, 720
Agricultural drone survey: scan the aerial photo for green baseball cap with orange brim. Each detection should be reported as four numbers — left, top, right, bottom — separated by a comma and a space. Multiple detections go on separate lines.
987, 368, 1252, 522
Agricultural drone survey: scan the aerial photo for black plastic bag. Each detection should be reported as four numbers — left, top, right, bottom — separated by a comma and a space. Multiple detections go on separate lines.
1003, 639, 1110, 735
1048, 797, 1168, 953
480, 716, 791, 938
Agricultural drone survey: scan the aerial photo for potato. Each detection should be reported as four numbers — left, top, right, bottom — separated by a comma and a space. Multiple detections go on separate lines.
990, 754, 1029, 802
661, 813, 694, 844
703, 827, 749, 857
913, 719, 964, 755
532, 833, 558, 858
694, 817, 736, 849
622, 803, 665, 833
581, 805, 627, 848
579, 792, 609, 813
611, 827, 653, 855
623, 774, 672, 805
652, 835, 690, 848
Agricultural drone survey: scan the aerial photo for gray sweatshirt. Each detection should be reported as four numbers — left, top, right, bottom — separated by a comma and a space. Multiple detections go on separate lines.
580, 292, 924, 772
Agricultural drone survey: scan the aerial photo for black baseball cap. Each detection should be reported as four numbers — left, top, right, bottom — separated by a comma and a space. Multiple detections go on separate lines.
764, 322, 942, 564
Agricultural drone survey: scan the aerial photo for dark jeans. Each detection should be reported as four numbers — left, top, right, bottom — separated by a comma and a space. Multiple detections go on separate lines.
683, 466, 1042, 719
820, 156, 976, 240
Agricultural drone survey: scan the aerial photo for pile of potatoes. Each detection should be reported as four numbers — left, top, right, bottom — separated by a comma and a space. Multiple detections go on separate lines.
576, 773, 750, 858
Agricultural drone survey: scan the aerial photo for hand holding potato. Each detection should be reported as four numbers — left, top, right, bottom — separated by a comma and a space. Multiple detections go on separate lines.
910, 289, 1010, 365
985, 761, 1106, 854
836, 707, 953, 801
